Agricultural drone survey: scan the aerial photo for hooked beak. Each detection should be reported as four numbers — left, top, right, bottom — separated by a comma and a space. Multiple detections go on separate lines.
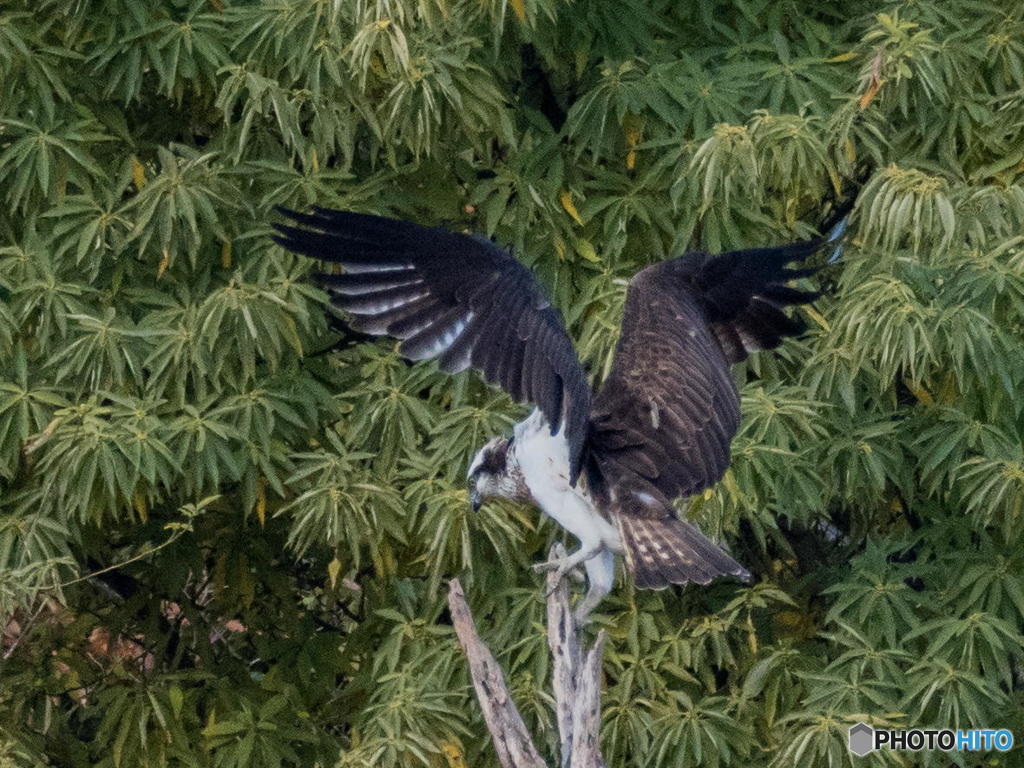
469, 488, 482, 513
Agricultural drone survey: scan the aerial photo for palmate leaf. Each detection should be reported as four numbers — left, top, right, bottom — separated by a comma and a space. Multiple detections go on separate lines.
41, 186, 134, 278
650, 692, 753, 768
2, 242, 96, 351
607, 634, 700, 706
34, 395, 180, 524
465, 126, 566, 248
47, 307, 153, 393
603, 699, 657, 768
369, 599, 457, 678
830, 271, 937, 387
821, 621, 913, 685
376, 36, 515, 158
571, 267, 627, 383
222, 376, 328, 448
904, 611, 1024, 689
0, 12, 77, 123
817, 415, 909, 506
224, 0, 357, 91
164, 398, 244, 497
424, 395, 520, 477
138, 298, 212, 402
797, 670, 902, 716
738, 383, 830, 450
667, 584, 798, 690
690, 122, 761, 210
955, 446, 1024, 537
823, 541, 925, 648
770, 709, 897, 768
748, 111, 837, 219
0, 498, 74, 615
358, 669, 471, 767
92, 682, 196, 768
580, 167, 678, 256
738, 646, 810, 732
0, 115, 112, 213
944, 234, 1024, 311
797, 338, 871, 416
564, 60, 686, 161
942, 542, 1024, 625
197, 274, 308, 386
340, 358, 441, 473
86, 0, 230, 103
126, 146, 239, 267
748, 42, 844, 117
903, 659, 1009, 727
0, 348, 67, 479
984, 7, 1024, 88
856, 165, 958, 254
218, 377, 331, 516
279, 431, 406, 563
858, 10, 946, 124
247, 159, 358, 210
202, 693, 322, 768
501, 603, 552, 707
911, 404, 1015, 497
215, 66, 307, 162
713, 437, 823, 544
649, 56, 753, 139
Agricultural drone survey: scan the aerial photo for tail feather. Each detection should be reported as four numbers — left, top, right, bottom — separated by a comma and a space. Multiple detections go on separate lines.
617, 514, 750, 589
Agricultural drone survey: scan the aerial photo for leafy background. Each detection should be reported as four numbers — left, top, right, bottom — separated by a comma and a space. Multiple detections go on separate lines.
1, 0, 1023, 766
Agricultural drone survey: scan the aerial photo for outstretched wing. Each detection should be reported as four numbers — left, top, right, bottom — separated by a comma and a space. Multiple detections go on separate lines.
272, 207, 591, 479
588, 237, 830, 586
590, 237, 826, 501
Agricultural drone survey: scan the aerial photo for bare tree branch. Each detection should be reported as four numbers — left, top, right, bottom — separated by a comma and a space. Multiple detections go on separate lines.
546, 545, 580, 763
447, 577, 548, 768
448, 545, 607, 768
568, 631, 606, 768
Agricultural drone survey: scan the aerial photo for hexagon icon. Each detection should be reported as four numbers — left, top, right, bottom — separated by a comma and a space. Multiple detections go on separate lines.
848, 722, 875, 757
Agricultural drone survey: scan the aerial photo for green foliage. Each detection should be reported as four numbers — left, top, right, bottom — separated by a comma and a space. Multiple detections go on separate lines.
1, 1, 1023, 766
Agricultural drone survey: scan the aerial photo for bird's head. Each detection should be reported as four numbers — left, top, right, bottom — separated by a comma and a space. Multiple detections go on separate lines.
466, 436, 523, 512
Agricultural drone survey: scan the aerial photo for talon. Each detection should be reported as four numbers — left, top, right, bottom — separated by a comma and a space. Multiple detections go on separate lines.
549, 565, 571, 587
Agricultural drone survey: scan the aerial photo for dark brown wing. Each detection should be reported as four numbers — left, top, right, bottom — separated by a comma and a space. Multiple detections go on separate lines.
589, 237, 825, 502
587, 238, 827, 587
272, 207, 591, 479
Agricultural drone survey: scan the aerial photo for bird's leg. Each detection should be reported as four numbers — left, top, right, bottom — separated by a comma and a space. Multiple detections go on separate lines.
573, 548, 616, 625
533, 541, 601, 588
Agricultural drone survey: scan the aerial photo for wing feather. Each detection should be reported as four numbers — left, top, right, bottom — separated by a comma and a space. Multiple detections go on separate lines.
590, 234, 832, 504
273, 207, 591, 480
588, 213, 850, 589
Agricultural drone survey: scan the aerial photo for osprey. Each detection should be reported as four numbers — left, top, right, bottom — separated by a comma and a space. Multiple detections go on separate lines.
273, 207, 844, 621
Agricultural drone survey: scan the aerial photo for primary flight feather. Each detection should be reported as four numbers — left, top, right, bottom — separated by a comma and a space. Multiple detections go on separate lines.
273, 206, 845, 621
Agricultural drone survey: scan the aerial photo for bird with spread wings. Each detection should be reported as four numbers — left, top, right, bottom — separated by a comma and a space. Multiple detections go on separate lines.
273, 206, 847, 621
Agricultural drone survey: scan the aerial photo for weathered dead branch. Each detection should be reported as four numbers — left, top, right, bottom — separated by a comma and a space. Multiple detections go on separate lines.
447, 544, 606, 768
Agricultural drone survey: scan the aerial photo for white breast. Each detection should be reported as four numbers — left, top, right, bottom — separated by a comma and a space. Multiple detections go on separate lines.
512, 410, 622, 551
